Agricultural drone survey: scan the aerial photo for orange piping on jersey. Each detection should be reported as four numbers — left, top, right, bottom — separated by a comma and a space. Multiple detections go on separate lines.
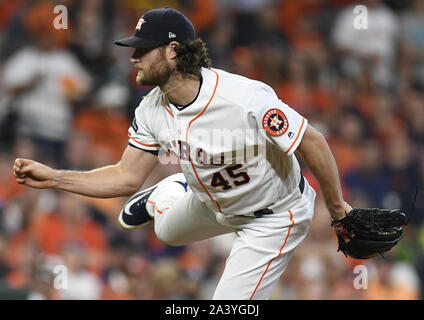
147, 200, 169, 214
161, 96, 174, 118
186, 69, 222, 213
185, 70, 219, 141
130, 137, 160, 148
285, 117, 305, 155
249, 209, 295, 300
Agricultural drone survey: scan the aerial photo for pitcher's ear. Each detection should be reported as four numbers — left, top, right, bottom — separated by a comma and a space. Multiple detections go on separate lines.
167, 41, 180, 59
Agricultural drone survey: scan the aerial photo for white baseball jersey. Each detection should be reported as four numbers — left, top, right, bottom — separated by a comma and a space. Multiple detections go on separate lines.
128, 67, 308, 216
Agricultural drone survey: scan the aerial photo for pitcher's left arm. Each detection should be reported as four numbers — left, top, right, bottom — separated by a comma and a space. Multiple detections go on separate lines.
296, 124, 352, 220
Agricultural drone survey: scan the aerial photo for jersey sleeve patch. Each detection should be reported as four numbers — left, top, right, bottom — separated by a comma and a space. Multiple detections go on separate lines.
128, 123, 161, 152
262, 108, 289, 137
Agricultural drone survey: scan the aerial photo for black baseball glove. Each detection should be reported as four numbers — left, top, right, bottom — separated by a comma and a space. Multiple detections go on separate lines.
331, 208, 408, 259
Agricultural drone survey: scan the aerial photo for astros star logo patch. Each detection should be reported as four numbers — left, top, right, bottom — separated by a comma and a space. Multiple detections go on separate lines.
262, 108, 289, 137
135, 17, 147, 31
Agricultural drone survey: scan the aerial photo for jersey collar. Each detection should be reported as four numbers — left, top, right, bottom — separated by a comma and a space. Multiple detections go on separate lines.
172, 76, 203, 111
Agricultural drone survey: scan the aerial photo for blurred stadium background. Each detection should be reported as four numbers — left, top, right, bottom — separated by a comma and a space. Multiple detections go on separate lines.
0, 0, 423, 300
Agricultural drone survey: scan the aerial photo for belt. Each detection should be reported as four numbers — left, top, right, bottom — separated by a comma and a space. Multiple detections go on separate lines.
253, 174, 305, 217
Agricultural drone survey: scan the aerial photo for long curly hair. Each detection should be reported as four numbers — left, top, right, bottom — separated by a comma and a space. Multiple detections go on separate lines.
173, 38, 212, 76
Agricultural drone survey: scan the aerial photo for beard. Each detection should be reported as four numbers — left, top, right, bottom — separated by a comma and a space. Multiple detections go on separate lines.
136, 58, 173, 87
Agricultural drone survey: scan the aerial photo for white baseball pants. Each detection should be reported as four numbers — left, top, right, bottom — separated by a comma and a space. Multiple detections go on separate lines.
146, 173, 316, 300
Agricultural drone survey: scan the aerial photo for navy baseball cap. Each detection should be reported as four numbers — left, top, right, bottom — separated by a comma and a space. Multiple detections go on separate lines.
115, 7, 195, 48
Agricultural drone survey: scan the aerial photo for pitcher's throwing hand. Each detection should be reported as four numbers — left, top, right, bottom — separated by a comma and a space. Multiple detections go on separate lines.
13, 158, 57, 188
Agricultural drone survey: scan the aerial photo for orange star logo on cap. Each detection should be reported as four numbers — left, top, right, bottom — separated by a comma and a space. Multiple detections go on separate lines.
135, 18, 147, 31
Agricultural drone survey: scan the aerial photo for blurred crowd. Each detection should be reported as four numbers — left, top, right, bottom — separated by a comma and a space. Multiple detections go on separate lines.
0, 0, 423, 300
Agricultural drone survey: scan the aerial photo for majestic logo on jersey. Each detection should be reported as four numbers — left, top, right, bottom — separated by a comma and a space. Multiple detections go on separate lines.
135, 18, 146, 31
262, 108, 289, 137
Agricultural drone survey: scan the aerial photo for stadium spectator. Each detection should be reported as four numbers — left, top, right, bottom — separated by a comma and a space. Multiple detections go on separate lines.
331, 0, 400, 89
1, 1, 91, 163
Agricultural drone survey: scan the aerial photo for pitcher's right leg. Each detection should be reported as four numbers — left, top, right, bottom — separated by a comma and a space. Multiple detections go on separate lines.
152, 185, 237, 246
118, 173, 187, 230
119, 173, 236, 246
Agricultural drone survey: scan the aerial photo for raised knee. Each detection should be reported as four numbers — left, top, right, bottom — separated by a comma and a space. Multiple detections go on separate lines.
155, 226, 184, 246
